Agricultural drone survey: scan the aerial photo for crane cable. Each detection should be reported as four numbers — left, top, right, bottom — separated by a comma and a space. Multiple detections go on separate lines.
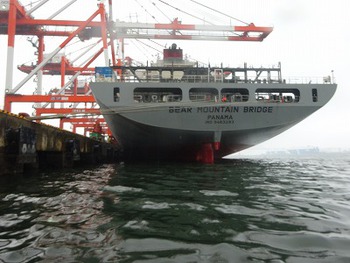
148, 39, 165, 48
133, 0, 188, 47
133, 0, 159, 22
148, 0, 172, 23
157, 0, 243, 37
157, 0, 215, 25
189, 0, 249, 26
133, 39, 162, 55
129, 39, 154, 61
23, 0, 41, 9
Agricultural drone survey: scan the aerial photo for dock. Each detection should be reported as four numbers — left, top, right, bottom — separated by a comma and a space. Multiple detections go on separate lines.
0, 110, 120, 176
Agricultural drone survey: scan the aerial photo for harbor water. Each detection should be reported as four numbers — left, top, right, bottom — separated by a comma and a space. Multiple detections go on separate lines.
1, 154, 350, 262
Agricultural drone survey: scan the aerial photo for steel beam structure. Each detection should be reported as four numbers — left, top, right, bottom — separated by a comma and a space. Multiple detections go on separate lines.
1, 0, 110, 136
111, 20, 273, 41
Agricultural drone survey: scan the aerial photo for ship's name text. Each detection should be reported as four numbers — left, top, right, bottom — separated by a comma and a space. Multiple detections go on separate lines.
169, 106, 273, 114
168, 106, 193, 113
244, 106, 273, 113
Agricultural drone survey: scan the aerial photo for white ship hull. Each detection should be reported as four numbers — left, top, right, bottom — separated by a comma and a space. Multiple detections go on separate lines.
91, 82, 337, 162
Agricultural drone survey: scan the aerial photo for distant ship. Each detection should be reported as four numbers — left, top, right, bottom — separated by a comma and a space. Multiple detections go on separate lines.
90, 44, 337, 163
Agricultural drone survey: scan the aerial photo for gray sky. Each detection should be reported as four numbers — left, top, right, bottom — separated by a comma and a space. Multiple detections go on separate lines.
1, 0, 349, 151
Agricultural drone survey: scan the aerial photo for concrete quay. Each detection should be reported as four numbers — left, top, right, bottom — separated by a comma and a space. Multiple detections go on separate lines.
0, 110, 120, 176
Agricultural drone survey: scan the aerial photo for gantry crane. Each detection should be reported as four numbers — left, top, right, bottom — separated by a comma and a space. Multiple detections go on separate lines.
0, 0, 112, 136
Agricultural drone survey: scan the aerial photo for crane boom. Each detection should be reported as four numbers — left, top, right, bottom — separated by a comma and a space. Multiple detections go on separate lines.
111, 20, 273, 42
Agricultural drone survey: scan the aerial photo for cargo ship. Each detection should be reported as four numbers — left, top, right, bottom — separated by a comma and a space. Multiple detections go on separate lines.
90, 44, 337, 163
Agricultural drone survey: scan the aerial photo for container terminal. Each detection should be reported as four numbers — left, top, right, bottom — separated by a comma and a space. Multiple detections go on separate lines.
0, 0, 120, 174
0, 1, 336, 171
0, 0, 274, 170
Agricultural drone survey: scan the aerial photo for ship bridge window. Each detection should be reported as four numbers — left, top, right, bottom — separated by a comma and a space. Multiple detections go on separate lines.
113, 87, 120, 102
189, 88, 219, 102
255, 88, 300, 103
221, 88, 249, 102
133, 87, 182, 103
312, 89, 318, 102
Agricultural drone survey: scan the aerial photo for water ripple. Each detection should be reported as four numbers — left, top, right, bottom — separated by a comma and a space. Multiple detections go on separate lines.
1, 156, 350, 262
